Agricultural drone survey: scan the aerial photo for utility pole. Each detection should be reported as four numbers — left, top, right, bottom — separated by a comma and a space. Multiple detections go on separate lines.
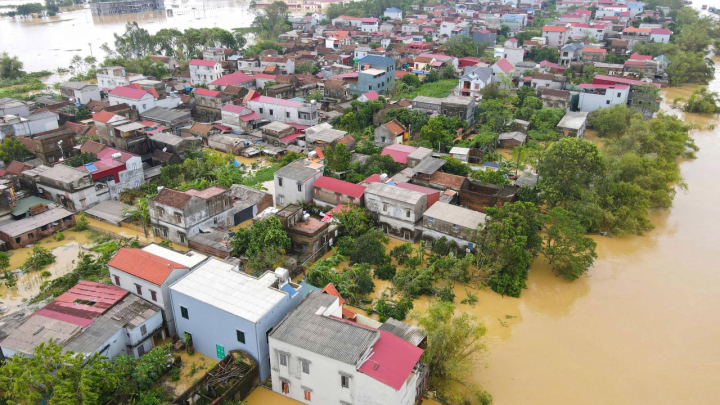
88, 42, 93, 58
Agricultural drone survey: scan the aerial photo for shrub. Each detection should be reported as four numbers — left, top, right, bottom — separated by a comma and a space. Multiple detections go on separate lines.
22, 245, 56, 273
374, 262, 397, 280
73, 212, 89, 231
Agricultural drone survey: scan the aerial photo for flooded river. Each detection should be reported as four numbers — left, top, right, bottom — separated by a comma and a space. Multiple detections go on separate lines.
0, 0, 256, 73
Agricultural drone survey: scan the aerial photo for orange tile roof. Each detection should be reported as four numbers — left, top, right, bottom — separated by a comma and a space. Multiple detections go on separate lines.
582, 48, 607, 53
108, 248, 188, 285
384, 119, 406, 135
321, 283, 344, 306
623, 27, 651, 33
93, 110, 118, 124
543, 25, 567, 32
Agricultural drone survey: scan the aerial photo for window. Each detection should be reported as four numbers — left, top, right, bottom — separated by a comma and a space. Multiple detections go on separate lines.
341, 374, 350, 388
301, 360, 310, 374
369, 85, 373, 90
14, 237, 20, 244
237, 330, 245, 343
269, 109, 274, 115
383, 202, 388, 211
303, 389, 311, 401
286, 112, 290, 118
138, 345, 145, 356
140, 324, 147, 336
179, 233, 186, 244
175, 212, 182, 223
135, 284, 142, 295
157, 208, 164, 218
297, 183, 302, 192
150, 290, 157, 302
259, 107, 264, 114
279, 353, 288, 366
617, 93, 622, 98
163, 228, 168, 237
453, 224, 459, 232
428, 217, 434, 225
606, 100, 610, 105
114, 275, 121, 286
405, 209, 410, 218
281, 380, 290, 394
214, 217, 218, 224
278, 196, 284, 205
180, 306, 189, 320
278, 177, 283, 186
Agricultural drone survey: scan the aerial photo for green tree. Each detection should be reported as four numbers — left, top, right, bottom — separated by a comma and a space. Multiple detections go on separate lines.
347, 228, 389, 265
0, 52, 25, 79
295, 61, 319, 75
0, 251, 9, 274
439, 156, 470, 177
113, 22, 154, 59
418, 116, 453, 151
472, 168, 508, 185
15, 3, 44, 16
425, 69, 439, 83
332, 205, 371, 238
62, 152, 99, 167
252, 1, 291, 40
440, 64, 456, 80
384, 107, 428, 134
231, 217, 290, 271
683, 87, 720, 113
542, 207, 597, 281
0, 137, 31, 163
74, 212, 89, 231
324, 143, 352, 174
666, 51, 715, 86
441, 36, 486, 57
472, 202, 542, 297
529, 46, 559, 63
401, 73, 421, 87
588, 104, 642, 137
537, 138, 605, 208
412, 301, 492, 405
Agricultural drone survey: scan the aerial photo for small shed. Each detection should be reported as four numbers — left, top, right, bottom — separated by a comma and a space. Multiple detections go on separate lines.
557, 111, 589, 138
498, 132, 527, 149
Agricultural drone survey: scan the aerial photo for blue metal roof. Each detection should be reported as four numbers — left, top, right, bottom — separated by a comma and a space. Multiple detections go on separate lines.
83, 162, 98, 172
385, 7, 401, 12
357, 55, 396, 66
282, 283, 298, 297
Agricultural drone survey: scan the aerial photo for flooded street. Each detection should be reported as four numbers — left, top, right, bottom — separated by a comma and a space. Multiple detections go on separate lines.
0, 0, 255, 73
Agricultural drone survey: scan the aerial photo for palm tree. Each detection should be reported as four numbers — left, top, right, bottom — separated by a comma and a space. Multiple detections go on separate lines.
122, 198, 150, 237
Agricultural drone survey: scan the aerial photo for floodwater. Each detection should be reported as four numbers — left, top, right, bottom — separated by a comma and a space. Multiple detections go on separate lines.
0, 230, 91, 314
0, 0, 256, 73
303, 79, 720, 404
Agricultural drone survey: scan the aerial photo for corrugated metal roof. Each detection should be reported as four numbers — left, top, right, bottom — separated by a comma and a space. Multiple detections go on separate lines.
411, 157, 446, 175
423, 201, 486, 230
378, 318, 426, 346
365, 182, 425, 204
271, 292, 378, 365
0, 205, 74, 237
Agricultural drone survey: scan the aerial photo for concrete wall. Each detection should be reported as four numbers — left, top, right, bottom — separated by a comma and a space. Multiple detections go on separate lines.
312, 187, 363, 208
40, 184, 99, 212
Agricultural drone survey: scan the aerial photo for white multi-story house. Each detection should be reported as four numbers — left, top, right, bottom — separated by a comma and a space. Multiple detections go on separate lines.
171, 260, 303, 380
574, 84, 630, 112
360, 17, 379, 32
245, 92, 319, 126
364, 182, 427, 242
37, 164, 101, 212
325, 31, 351, 49
148, 186, 235, 246
456, 65, 492, 97
650, 28, 671, 43
269, 291, 426, 405
383, 7, 402, 19
542, 25, 570, 46
274, 160, 323, 207
108, 244, 208, 336
58, 82, 102, 105
76, 144, 145, 200
189, 59, 223, 86
108, 85, 182, 113
96, 66, 147, 90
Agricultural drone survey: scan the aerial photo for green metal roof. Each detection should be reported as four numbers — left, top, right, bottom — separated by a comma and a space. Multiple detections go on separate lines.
12, 196, 54, 217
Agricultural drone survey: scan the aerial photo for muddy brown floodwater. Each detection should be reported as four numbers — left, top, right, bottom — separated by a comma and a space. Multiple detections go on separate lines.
473, 71, 720, 403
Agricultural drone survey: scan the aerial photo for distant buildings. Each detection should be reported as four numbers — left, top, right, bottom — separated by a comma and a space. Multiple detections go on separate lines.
90, 0, 164, 16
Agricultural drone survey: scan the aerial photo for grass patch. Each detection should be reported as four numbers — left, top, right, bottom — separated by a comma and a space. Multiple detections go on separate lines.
392, 79, 457, 100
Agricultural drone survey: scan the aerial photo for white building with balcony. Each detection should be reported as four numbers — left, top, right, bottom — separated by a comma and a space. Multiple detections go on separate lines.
189, 59, 223, 86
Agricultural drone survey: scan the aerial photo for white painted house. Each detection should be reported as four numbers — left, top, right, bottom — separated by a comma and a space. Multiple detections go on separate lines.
108, 244, 208, 336
58, 82, 102, 105
189, 59, 223, 86
384, 7, 402, 19
269, 292, 426, 405
245, 92, 319, 126
274, 160, 323, 207
170, 260, 304, 380
542, 25, 570, 47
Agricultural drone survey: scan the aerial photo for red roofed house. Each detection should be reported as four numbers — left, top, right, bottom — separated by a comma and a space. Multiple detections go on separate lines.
650, 28, 671, 43
491, 58, 515, 76
268, 290, 427, 405
221, 103, 261, 133
581, 47, 607, 62
542, 25, 570, 46
194, 88, 233, 121
381, 143, 418, 165
358, 90, 379, 102
621, 27, 652, 48
209, 71, 256, 91
109, 85, 156, 113
189, 59, 223, 86
312, 176, 366, 208
108, 243, 208, 335
0, 280, 164, 359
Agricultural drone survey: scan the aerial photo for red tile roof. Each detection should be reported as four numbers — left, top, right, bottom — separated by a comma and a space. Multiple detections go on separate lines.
92, 110, 119, 123
494, 58, 514, 73
543, 25, 567, 32
189, 59, 219, 67
357, 330, 424, 390
35, 281, 127, 327
582, 48, 606, 53
362, 90, 379, 101
80, 140, 106, 155
194, 88, 221, 97
108, 248, 188, 285
321, 283, 345, 306
110, 85, 152, 100
313, 176, 366, 199
381, 144, 417, 164
629, 52, 652, 60
651, 28, 671, 35
383, 119, 406, 135
5, 160, 33, 176
210, 71, 254, 86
